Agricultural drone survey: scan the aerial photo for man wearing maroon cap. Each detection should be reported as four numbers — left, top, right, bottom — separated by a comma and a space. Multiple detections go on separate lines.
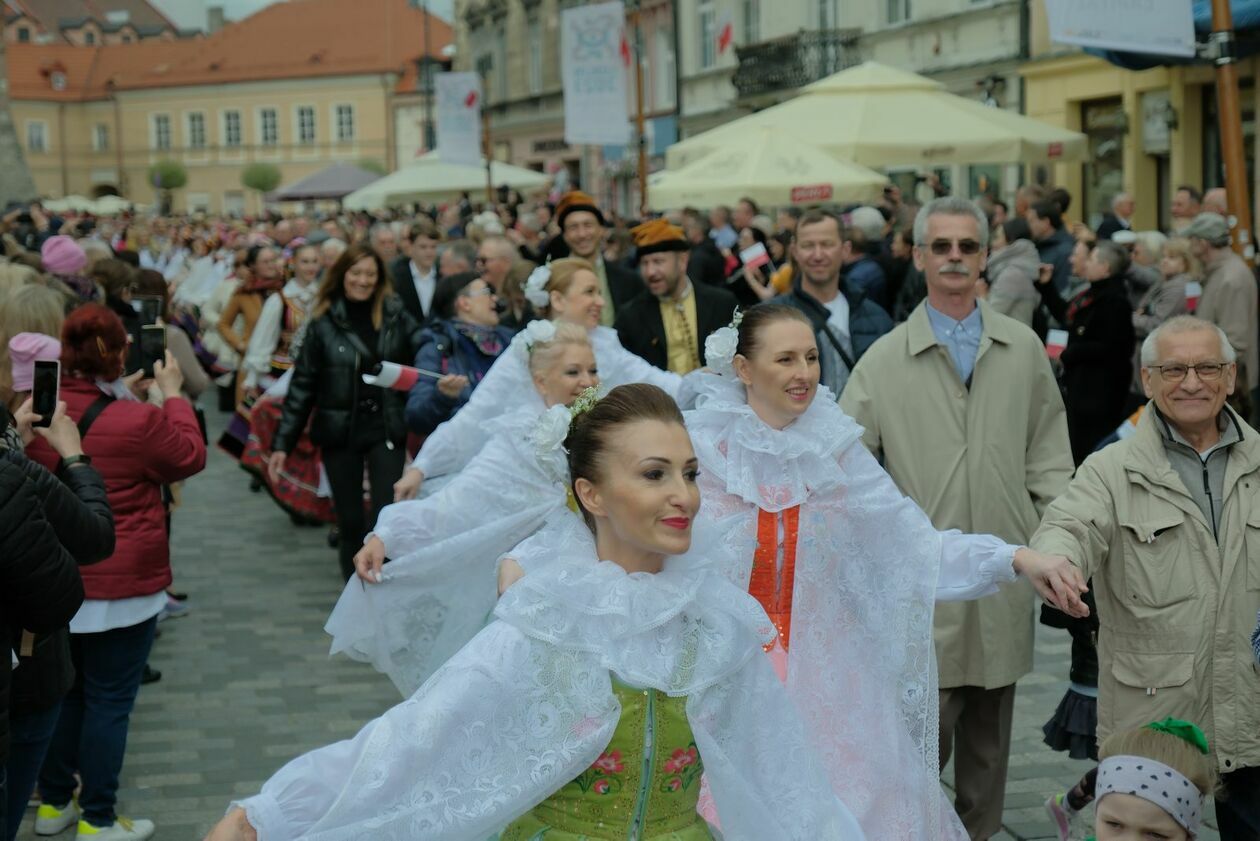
553, 191, 640, 325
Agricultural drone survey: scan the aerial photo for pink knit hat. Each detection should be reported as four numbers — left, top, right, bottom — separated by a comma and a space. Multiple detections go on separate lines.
40, 235, 87, 276
9, 332, 61, 392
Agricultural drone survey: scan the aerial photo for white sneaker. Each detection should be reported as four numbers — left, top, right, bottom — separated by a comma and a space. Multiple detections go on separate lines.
34, 800, 79, 835
73, 817, 155, 840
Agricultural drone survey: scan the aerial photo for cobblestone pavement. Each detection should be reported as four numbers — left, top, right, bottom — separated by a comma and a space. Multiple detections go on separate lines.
14, 408, 1220, 840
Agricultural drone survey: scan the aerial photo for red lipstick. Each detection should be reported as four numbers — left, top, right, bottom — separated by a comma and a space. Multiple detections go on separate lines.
661, 517, 690, 530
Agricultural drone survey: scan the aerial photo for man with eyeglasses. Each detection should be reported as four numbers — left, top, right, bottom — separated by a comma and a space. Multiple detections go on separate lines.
842, 196, 1073, 840
474, 235, 517, 296
1031, 315, 1260, 841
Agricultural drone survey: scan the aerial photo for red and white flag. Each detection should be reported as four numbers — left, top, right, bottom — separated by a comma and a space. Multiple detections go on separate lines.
716, 10, 734, 55
1045, 328, 1069, 361
1184, 280, 1202, 312
362, 362, 442, 392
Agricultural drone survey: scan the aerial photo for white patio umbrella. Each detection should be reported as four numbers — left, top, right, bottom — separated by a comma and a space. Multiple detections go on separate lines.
42, 195, 95, 212
650, 127, 887, 210
666, 61, 1087, 170
343, 153, 549, 210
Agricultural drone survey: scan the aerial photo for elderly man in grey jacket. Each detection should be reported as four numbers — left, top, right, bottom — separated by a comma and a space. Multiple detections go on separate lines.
1032, 315, 1260, 840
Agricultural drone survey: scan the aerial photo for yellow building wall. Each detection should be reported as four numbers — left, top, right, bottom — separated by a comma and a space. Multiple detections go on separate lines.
15, 74, 397, 214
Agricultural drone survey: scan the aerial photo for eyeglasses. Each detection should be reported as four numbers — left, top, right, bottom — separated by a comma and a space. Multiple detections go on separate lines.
927, 238, 982, 256
461, 286, 495, 299
1147, 362, 1229, 382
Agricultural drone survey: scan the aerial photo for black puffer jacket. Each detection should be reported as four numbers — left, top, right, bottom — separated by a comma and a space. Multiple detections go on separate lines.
0, 459, 87, 761
2, 448, 114, 718
275, 295, 423, 454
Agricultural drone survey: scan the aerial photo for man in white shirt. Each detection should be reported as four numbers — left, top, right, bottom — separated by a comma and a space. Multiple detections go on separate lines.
390, 219, 440, 325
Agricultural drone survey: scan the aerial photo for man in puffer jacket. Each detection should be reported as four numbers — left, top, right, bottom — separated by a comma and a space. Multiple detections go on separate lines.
0, 452, 85, 837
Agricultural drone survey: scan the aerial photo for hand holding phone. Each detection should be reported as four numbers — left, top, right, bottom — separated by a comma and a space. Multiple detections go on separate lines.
139, 324, 167, 379
31, 360, 59, 429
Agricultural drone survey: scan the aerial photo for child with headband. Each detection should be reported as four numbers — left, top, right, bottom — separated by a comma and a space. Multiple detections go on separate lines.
1090, 718, 1216, 841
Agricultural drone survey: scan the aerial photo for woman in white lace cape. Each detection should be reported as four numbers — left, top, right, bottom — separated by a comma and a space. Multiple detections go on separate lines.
203, 383, 865, 841
324, 322, 597, 696
393, 257, 681, 500
676, 304, 1089, 840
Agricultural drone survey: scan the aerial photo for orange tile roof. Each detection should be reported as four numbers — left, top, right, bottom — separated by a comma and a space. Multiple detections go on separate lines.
6, 0, 453, 101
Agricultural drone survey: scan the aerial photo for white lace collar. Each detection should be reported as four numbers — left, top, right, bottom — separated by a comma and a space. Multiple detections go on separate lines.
685, 373, 864, 511
495, 525, 774, 695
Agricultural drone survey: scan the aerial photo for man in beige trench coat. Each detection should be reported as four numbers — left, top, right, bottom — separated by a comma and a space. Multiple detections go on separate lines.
841, 197, 1074, 840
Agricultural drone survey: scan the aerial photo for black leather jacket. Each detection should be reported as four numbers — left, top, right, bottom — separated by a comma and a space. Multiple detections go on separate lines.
275, 295, 422, 454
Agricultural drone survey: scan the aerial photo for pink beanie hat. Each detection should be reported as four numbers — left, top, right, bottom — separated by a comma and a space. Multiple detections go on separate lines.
40, 235, 88, 276
9, 332, 61, 392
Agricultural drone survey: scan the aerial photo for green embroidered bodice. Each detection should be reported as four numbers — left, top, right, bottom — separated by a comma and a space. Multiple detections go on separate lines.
500, 682, 712, 841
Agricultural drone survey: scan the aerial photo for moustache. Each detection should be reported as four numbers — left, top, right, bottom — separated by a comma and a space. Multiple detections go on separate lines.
940, 262, 971, 276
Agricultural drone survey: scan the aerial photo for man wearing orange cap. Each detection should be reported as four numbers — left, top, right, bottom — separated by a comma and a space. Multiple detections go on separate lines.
614, 218, 738, 374
553, 191, 640, 326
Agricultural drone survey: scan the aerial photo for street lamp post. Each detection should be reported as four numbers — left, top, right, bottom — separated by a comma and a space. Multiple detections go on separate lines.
1209, 0, 1254, 262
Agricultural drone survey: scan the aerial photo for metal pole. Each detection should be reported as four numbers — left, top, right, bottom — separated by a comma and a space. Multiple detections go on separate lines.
481, 73, 494, 205
422, 0, 434, 151
632, 8, 648, 217
1209, 0, 1254, 262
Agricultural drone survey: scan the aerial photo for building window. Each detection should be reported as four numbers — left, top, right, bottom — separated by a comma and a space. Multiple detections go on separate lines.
92, 123, 109, 152
335, 104, 354, 142
152, 114, 171, 150
121, 34, 131, 43
527, 15, 543, 96
654, 26, 676, 110
886, 0, 910, 24
224, 110, 242, 147
17, 27, 30, 43
25, 122, 46, 153
260, 108, 278, 146
699, 0, 716, 69
297, 106, 316, 145
1081, 98, 1126, 232
50, 72, 66, 91
742, 0, 759, 43
84, 31, 95, 44
188, 112, 206, 149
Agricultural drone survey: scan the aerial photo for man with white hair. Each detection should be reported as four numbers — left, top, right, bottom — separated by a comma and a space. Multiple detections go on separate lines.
369, 223, 398, 262
1204, 186, 1229, 216
320, 238, 346, 270
1096, 192, 1135, 240
842, 196, 1073, 839
1031, 315, 1260, 840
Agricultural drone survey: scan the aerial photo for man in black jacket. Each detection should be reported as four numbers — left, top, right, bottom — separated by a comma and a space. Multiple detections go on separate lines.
550, 190, 641, 325
614, 219, 738, 374
682, 212, 726, 288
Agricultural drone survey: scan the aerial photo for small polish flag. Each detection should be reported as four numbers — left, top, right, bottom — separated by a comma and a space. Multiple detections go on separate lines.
620, 32, 632, 67
717, 11, 734, 54
1045, 328, 1069, 361
464, 90, 479, 109
362, 362, 443, 392
1185, 280, 1202, 312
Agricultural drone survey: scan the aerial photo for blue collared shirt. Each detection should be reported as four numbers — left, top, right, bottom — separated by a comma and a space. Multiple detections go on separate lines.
925, 302, 984, 384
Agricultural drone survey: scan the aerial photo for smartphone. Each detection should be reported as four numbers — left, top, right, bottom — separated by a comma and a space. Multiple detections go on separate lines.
134, 295, 163, 326
31, 360, 59, 428
139, 324, 166, 379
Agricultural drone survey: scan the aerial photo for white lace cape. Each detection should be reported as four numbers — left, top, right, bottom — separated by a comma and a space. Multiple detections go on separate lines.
324, 407, 569, 696
235, 548, 866, 841
411, 324, 682, 480
677, 374, 1016, 840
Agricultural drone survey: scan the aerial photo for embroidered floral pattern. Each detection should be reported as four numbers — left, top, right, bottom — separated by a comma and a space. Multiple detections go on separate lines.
659, 742, 703, 793
572, 750, 625, 796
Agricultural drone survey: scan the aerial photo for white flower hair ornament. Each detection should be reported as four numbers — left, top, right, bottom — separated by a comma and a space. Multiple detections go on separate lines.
703, 309, 744, 376
524, 263, 553, 309
515, 319, 558, 361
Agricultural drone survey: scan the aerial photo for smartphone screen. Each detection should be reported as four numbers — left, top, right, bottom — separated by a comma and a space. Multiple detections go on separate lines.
140, 325, 166, 379
31, 360, 59, 428
134, 295, 163, 326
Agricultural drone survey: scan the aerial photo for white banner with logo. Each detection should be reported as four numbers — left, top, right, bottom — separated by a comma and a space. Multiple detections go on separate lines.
435, 72, 483, 167
561, 1, 631, 146
1045, 0, 1195, 58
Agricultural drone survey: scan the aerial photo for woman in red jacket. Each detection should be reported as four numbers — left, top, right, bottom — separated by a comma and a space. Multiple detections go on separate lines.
25, 304, 206, 841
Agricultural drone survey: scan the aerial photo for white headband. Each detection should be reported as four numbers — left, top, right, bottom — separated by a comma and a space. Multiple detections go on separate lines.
1096, 755, 1205, 837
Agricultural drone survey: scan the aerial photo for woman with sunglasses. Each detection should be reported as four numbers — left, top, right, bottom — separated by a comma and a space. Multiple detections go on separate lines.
404, 272, 514, 438
1037, 239, 1136, 464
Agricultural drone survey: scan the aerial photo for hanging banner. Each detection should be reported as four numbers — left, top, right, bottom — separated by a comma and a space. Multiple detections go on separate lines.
1045, 0, 1195, 58
561, 0, 631, 146
435, 72, 483, 167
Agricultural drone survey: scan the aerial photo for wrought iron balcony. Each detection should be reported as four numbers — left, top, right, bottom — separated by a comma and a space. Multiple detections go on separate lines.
731, 29, 861, 101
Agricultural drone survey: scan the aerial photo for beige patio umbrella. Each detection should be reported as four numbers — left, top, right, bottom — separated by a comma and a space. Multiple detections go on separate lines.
342, 152, 548, 210
650, 127, 886, 210
666, 61, 1087, 170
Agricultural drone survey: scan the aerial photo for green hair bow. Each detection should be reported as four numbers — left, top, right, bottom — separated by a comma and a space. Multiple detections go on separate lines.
1146, 717, 1210, 756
